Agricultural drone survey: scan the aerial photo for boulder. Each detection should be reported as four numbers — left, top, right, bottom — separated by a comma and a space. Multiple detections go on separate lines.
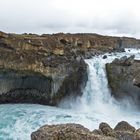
31, 121, 140, 140
103, 55, 107, 59
113, 121, 136, 140
114, 121, 135, 132
99, 122, 115, 137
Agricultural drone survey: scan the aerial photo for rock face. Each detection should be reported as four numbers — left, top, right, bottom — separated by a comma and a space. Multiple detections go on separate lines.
106, 55, 140, 106
0, 60, 87, 105
0, 31, 140, 105
0, 31, 90, 105
31, 121, 140, 140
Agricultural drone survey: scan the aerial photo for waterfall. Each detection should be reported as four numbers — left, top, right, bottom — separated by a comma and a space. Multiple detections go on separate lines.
76, 55, 133, 112
75, 49, 140, 110
65, 49, 140, 127
1, 48, 140, 140
78, 57, 113, 111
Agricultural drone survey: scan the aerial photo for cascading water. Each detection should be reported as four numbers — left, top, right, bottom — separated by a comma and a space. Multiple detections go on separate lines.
0, 48, 140, 140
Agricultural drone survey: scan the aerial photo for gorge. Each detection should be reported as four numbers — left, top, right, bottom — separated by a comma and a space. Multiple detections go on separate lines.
0, 32, 140, 139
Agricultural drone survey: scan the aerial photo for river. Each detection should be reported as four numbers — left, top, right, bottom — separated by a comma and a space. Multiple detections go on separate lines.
0, 48, 140, 140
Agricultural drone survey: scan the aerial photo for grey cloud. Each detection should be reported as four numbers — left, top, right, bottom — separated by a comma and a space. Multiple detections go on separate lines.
0, 0, 140, 38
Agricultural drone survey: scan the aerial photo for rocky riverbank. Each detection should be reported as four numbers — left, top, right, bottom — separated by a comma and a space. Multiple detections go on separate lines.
31, 121, 140, 140
0, 31, 140, 105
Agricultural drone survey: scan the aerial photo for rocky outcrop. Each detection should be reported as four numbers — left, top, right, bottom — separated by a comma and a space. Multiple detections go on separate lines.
0, 31, 140, 105
106, 55, 140, 106
0, 59, 87, 105
0, 31, 89, 105
112, 55, 135, 66
133, 74, 140, 88
31, 123, 114, 140
31, 121, 140, 140
31, 124, 100, 140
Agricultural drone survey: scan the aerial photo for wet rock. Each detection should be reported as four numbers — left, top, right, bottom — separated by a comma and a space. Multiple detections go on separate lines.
106, 56, 140, 106
124, 55, 135, 66
103, 55, 107, 59
114, 121, 135, 132
112, 56, 127, 64
112, 55, 135, 66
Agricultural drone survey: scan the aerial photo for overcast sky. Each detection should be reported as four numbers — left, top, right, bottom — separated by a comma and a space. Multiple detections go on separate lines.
0, 0, 140, 38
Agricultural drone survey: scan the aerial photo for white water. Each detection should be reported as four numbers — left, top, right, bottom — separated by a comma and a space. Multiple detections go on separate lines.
1, 48, 140, 140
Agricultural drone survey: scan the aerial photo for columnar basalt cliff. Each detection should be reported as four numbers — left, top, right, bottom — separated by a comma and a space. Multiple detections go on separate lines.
0, 31, 140, 105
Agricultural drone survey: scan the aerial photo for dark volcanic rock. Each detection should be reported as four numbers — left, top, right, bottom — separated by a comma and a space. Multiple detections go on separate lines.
106, 56, 140, 106
103, 55, 107, 59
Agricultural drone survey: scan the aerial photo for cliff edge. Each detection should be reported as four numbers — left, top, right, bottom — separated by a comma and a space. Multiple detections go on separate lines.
0, 31, 140, 105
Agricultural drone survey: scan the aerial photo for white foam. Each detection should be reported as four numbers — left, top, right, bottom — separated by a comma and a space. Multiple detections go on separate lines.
0, 48, 140, 140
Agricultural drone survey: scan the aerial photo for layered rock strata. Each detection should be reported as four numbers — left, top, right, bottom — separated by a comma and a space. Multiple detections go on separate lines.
0, 31, 140, 105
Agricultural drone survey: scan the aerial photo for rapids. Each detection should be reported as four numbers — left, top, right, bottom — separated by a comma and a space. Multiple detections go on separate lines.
1, 48, 140, 140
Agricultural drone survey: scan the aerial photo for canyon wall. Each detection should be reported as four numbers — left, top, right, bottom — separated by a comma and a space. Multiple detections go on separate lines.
0, 31, 140, 105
